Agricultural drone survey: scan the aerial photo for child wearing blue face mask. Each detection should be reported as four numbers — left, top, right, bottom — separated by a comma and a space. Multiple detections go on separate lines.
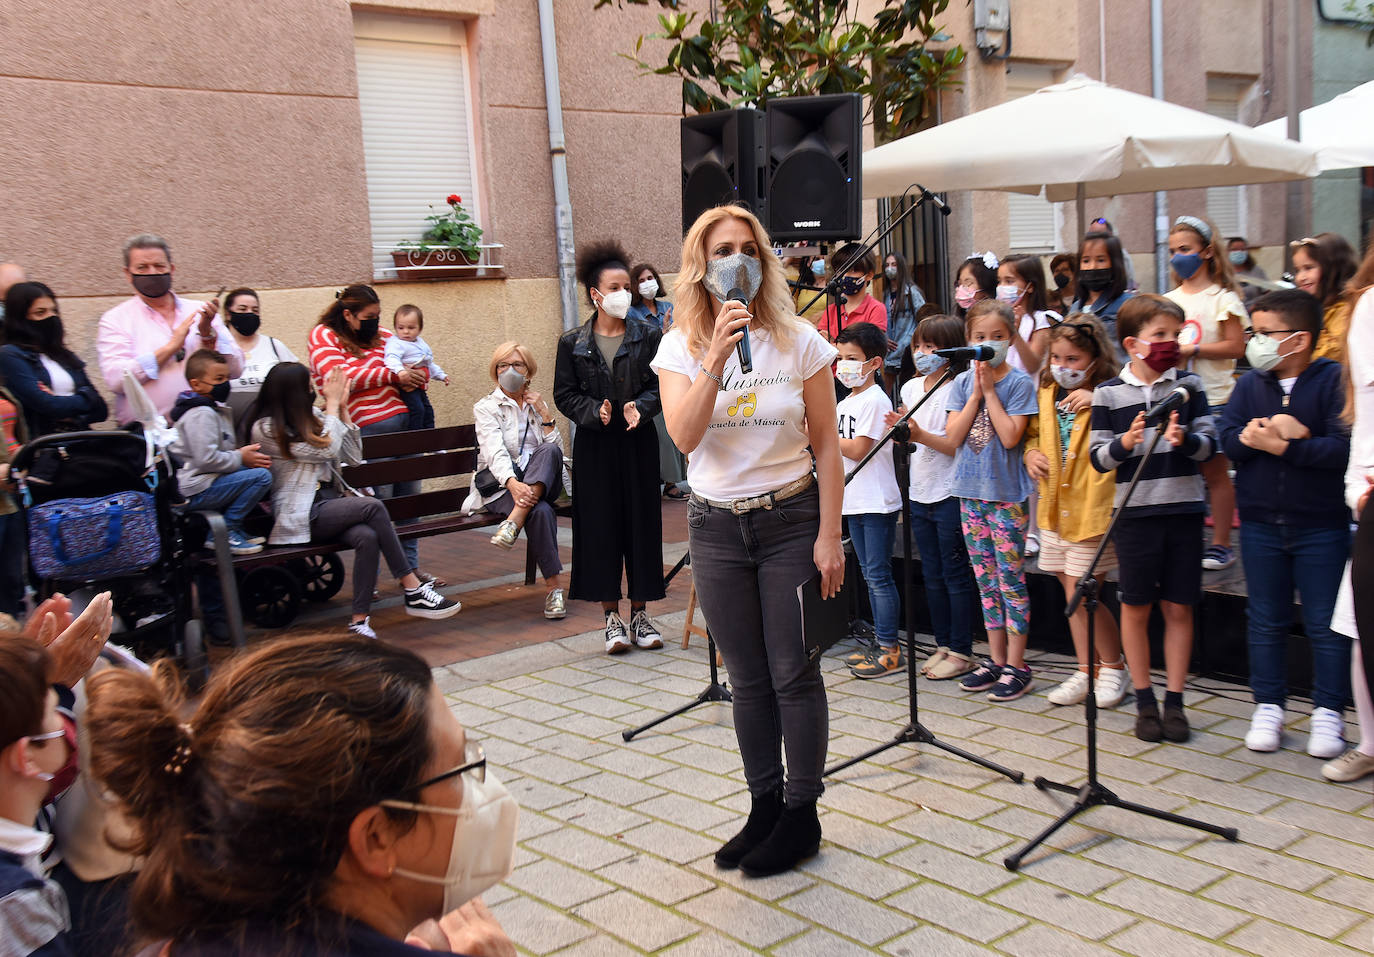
944, 301, 1039, 701
1165, 215, 1247, 572
1024, 315, 1129, 709
881, 314, 978, 680
818, 244, 888, 344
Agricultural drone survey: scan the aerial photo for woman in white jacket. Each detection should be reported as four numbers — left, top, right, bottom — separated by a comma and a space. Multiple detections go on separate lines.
247, 362, 459, 639
463, 341, 567, 619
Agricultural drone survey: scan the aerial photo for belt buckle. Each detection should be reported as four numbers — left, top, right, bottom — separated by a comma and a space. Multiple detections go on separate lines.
730, 498, 750, 515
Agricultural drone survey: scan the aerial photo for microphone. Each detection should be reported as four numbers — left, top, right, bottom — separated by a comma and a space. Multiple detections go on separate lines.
1144, 379, 1199, 424
727, 287, 754, 374
920, 186, 952, 217
933, 344, 995, 361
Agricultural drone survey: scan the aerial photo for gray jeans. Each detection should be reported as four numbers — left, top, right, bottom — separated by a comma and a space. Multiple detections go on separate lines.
485, 442, 564, 580
311, 495, 414, 616
360, 412, 421, 570
687, 485, 828, 805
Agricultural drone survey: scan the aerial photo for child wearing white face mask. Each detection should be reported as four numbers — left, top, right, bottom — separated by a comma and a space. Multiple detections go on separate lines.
996, 255, 1059, 375
833, 322, 903, 678
1024, 316, 1128, 709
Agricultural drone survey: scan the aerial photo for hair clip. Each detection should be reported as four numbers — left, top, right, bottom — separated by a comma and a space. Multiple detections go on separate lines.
1173, 215, 1213, 243
970, 251, 999, 270
162, 723, 194, 776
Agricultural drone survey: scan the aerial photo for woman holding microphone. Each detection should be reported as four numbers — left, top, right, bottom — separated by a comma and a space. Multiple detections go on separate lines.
652, 205, 845, 878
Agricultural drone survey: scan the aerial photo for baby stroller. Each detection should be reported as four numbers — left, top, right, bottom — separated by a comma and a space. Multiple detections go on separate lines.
10, 426, 208, 684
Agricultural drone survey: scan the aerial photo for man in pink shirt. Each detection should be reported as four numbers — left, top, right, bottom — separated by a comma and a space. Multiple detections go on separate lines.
97, 234, 243, 423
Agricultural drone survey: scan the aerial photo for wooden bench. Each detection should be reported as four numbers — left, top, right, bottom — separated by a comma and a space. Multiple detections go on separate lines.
198, 424, 570, 641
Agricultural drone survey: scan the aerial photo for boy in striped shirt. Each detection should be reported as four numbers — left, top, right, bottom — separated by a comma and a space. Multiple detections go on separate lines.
1091, 294, 1216, 744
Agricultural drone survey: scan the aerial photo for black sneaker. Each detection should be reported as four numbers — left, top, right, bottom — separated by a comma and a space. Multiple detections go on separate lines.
959, 660, 1002, 692
629, 610, 663, 649
605, 613, 631, 654
403, 582, 461, 620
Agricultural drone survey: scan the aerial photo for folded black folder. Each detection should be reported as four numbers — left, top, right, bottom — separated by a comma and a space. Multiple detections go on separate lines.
798, 571, 852, 665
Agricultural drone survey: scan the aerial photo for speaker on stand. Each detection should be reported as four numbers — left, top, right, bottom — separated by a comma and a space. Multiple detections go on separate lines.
680, 108, 767, 234
765, 93, 862, 243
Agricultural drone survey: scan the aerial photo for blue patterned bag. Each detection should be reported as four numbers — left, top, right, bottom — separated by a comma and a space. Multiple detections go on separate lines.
29, 491, 161, 581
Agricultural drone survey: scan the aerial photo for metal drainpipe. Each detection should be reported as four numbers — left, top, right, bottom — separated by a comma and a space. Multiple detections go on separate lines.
536, 0, 580, 333
1150, 0, 1168, 292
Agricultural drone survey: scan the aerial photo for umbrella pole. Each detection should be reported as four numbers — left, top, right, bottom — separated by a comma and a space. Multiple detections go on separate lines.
1075, 182, 1086, 244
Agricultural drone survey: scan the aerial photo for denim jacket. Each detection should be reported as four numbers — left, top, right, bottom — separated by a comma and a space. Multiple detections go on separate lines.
554, 314, 662, 430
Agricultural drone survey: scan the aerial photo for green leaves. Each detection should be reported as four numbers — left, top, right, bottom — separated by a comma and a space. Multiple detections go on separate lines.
595, 0, 965, 135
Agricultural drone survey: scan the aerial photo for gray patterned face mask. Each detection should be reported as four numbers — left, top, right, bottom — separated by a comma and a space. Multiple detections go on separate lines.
703, 253, 762, 305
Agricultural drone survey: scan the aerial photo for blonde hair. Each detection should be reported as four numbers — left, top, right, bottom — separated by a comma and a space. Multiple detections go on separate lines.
673, 205, 803, 359
488, 341, 538, 382
1168, 215, 1240, 295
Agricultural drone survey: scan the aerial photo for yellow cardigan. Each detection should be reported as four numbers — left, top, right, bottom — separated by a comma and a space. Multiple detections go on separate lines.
1314, 300, 1350, 363
1023, 383, 1115, 542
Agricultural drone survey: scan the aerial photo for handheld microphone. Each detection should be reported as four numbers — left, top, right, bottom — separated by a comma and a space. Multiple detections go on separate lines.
1144, 379, 1199, 424
933, 344, 995, 361
727, 287, 753, 374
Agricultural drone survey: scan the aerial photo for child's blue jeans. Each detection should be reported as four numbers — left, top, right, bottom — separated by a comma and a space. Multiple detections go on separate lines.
186, 468, 273, 530
909, 496, 976, 656
847, 511, 900, 647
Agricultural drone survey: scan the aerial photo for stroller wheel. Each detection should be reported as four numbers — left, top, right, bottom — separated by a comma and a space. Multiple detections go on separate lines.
289, 554, 345, 603
239, 566, 302, 629
181, 619, 210, 690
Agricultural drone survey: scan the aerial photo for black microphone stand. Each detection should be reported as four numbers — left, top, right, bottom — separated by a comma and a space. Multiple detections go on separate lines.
823, 365, 1023, 784
1003, 422, 1239, 871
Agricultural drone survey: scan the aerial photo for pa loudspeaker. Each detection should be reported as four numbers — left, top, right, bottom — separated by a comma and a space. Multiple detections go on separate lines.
680, 108, 766, 234
765, 93, 862, 242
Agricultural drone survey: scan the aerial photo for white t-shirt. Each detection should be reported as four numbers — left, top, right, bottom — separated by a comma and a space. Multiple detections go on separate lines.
38, 355, 75, 396
1007, 309, 1059, 375
1165, 284, 1247, 406
837, 384, 902, 515
651, 322, 836, 501
232, 335, 299, 394
1332, 288, 1374, 639
899, 374, 958, 504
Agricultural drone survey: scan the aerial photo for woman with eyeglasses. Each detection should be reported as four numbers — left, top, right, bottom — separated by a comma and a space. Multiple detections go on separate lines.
464, 342, 567, 620
84, 634, 519, 956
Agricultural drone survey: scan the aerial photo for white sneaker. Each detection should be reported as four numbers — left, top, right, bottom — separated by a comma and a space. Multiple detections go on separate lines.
1047, 670, 1089, 706
1094, 666, 1130, 709
1244, 703, 1284, 752
1025, 533, 1040, 558
348, 617, 377, 640
604, 613, 630, 655
1307, 707, 1346, 759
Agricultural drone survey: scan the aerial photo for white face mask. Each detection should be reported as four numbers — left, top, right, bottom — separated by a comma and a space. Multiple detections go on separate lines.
597, 289, 632, 320
384, 771, 520, 913
1050, 364, 1089, 390
884, 265, 898, 280
638, 279, 659, 300
995, 284, 1023, 305
835, 359, 869, 389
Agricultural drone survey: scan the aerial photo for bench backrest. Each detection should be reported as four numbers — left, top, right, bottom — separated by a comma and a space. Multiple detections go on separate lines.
341, 424, 478, 522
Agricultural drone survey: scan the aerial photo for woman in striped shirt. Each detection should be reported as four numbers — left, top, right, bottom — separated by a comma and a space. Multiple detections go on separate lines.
307, 284, 430, 577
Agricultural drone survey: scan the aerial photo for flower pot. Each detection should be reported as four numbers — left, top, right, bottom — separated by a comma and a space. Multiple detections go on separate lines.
390, 247, 476, 279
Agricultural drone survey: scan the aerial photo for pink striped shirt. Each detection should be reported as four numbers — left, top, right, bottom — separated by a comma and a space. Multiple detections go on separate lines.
97, 295, 244, 422
307, 325, 410, 428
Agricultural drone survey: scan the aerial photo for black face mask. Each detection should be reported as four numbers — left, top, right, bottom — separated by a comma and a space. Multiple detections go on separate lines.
28, 315, 65, 353
1053, 272, 1071, 290
356, 317, 380, 341
209, 380, 232, 404
131, 272, 173, 299
1077, 268, 1114, 292
228, 312, 261, 336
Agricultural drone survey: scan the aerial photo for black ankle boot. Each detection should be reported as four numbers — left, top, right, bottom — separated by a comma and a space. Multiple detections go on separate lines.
738, 800, 821, 878
714, 787, 784, 869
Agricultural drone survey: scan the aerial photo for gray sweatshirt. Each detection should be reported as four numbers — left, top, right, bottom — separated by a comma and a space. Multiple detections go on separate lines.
169, 401, 244, 497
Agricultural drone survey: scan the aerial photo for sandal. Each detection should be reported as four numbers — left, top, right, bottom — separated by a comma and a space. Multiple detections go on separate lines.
919, 646, 950, 677
663, 486, 689, 500
926, 651, 977, 681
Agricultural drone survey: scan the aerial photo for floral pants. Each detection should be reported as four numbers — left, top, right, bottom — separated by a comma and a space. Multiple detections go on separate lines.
959, 498, 1029, 641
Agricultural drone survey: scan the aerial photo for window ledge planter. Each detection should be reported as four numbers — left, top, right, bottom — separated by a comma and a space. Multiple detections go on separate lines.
383, 243, 506, 282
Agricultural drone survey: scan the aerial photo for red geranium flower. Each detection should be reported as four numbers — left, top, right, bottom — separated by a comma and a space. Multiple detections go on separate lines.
447, 194, 461, 205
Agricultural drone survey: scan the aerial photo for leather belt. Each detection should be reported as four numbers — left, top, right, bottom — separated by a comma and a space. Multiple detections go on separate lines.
691, 473, 815, 515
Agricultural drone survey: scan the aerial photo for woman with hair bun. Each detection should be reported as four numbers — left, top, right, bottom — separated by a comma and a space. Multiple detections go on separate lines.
653, 204, 845, 878
84, 634, 519, 956
553, 240, 666, 655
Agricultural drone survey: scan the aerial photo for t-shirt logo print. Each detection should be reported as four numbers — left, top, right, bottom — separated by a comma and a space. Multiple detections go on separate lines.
727, 392, 757, 417
967, 407, 994, 455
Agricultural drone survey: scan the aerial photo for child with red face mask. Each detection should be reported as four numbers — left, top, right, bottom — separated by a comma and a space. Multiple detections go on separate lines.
1090, 295, 1217, 744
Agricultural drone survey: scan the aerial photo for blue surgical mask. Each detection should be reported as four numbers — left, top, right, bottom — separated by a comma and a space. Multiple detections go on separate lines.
1228, 250, 1249, 266
913, 352, 947, 376
810, 260, 826, 277
1171, 252, 1204, 281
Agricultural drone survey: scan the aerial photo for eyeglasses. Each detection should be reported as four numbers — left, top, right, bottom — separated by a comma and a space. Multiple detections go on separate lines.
495, 362, 528, 374
408, 739, 486, 794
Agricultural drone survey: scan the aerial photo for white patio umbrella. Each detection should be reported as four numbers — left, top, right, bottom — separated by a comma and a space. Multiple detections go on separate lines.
864, 75, 1321, 235
1255, 80, 1374, 172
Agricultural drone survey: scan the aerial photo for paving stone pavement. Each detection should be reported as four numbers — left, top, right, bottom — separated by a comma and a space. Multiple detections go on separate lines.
437, 612, 1374, 955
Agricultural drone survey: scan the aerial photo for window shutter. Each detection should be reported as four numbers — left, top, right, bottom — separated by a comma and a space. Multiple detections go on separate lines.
1004, 66, 1060, 252
353, 15, 479, 278
1205, 93, 1243, 238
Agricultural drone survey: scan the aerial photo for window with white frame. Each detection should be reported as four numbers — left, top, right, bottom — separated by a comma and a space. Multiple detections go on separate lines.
1204, 77, 1248, 240
353, 11, 481, 278
1004, 63, 1062, 252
